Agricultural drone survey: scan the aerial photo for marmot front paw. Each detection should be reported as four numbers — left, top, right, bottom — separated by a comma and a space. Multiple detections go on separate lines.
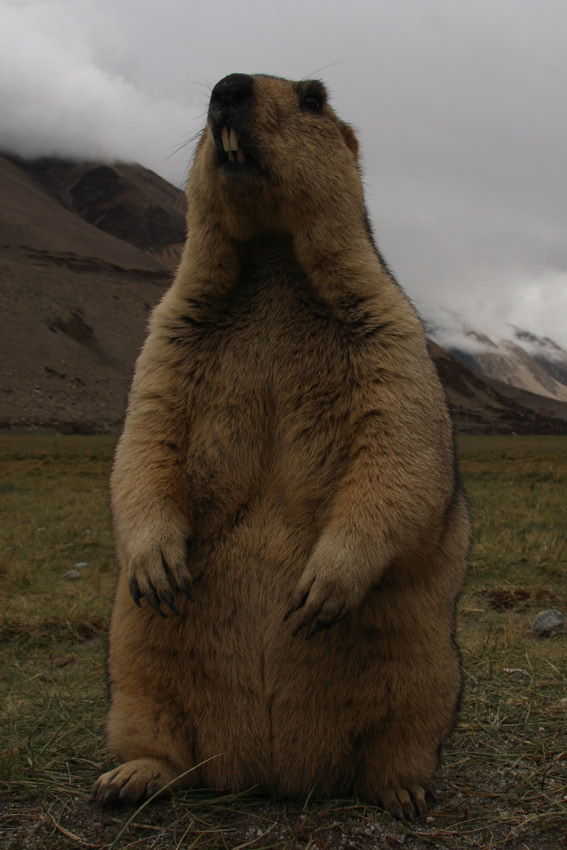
284, 554, 360, 638
125, 523, 193, 616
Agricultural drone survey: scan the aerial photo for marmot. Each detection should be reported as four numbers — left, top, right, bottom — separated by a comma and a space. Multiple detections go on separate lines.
93, 73, 470, 820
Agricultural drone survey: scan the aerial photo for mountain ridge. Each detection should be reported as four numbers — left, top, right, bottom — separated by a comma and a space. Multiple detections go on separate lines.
1, 153, 566, 434
427, 317, 567, 402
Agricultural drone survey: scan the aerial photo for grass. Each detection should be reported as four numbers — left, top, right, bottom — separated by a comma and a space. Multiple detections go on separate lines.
1, 432, 566, 849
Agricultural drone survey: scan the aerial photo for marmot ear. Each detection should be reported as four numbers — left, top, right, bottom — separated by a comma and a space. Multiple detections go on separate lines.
340, 122, 359, 158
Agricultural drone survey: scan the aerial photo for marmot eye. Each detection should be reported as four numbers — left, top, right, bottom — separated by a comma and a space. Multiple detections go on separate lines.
302, 95, 323, 113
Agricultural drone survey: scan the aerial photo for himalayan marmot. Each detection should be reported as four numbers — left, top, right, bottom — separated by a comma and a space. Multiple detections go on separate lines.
93, 73, 470, 820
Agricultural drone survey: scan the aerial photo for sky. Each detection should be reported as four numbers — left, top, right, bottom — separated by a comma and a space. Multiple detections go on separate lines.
1, 0, 567, 349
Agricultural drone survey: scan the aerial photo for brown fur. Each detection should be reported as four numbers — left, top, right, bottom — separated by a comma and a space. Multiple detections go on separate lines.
93, 74, 470, 820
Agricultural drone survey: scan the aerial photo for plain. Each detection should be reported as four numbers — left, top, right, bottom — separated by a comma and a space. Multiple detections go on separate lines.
0, 433, 565, 849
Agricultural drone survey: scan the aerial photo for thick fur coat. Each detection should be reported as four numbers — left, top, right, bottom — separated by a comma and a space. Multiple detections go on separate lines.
94, 74, 470, 820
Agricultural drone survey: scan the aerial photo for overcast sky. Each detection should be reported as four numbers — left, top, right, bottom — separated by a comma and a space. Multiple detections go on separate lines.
1, 0, 566, 348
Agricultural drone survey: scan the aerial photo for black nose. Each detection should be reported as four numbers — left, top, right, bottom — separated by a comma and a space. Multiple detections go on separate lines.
209, 74, 254, 123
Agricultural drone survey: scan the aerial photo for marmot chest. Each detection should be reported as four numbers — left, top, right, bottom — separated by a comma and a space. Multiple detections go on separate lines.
184, 272, 356, 526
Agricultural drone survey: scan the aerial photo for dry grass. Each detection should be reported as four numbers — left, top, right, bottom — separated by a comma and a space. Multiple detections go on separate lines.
1, 432, 566, 849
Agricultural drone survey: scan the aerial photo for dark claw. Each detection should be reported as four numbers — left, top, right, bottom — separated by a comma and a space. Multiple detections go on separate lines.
159, 550, 192, 603
402, 802, 416, 822
103, 789, 117, 806
94, 785, 113, 806
284, 588, 311, 622
292, 617, 308, 637
147, 595, 165, 617
389, 803, 405, 821
425, 789, 436, 806
295, 603, 324, 638
181, 577, 194, 601
129, 577, 142, 607
147, 581, 166, 617
306, 619, 329, 640
293, 605, 323, 638
160, 550, 171, 574
305, 607, 346, 640
410, 791, 427, 818
162, 591, 179, 616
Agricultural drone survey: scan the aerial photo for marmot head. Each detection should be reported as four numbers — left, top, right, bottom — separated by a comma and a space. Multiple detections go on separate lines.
187, 74, 366, 241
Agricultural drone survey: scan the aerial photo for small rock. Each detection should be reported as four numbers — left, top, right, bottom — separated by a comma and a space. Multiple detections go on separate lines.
532, 609, 565, 636
74, 561, 91, 569
54, 655, 75, 668
503, 667, 531, 679
64, 569, 82, 580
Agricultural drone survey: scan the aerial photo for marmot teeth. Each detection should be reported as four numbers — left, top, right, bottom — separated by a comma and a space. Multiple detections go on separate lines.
221, 126, 241, 153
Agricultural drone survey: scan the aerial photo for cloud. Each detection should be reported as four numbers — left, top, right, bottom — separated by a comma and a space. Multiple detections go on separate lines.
1, 0, 566, 347
0, 0, 198, 184
416, 266, 567, 354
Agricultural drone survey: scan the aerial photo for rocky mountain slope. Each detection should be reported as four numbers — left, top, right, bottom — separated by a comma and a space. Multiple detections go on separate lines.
429, 319, 567, 402
1, 153, 566, 434
0, 153, 182, 431
2, 153, 186, 269
428, 342, 567, 434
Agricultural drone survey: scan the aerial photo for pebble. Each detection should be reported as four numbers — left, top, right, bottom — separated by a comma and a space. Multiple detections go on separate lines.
532, 609, 565, 636
54, 655, 75, 668
503, 667, 530, 679
64, 569, 82, 580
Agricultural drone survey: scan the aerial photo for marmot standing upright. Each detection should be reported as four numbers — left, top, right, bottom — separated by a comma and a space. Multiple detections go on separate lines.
94, 73, 470, 820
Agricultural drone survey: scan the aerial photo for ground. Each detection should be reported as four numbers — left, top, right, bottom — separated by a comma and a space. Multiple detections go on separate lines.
1, 433, 566, 849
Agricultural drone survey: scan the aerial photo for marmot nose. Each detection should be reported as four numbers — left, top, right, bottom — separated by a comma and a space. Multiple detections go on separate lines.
210, 73, 254, 120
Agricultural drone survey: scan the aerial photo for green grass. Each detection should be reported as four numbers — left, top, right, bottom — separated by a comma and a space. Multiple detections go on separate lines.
1, 433, 566, 849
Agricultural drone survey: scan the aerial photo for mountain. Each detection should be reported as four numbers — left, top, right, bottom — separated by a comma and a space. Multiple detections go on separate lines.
428, 342, 567, 434
1, 153, 566, 434
0, 153, 184, 431
1, 153, 186, 269
428, 318, 567, 402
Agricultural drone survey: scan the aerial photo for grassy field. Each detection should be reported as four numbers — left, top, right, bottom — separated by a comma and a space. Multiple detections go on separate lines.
0, 433, 566, 849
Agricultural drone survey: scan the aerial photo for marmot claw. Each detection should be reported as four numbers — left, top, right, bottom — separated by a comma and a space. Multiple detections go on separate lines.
378, 784, 429, 820
125, 530, 193, 615
285, 569, 351, 639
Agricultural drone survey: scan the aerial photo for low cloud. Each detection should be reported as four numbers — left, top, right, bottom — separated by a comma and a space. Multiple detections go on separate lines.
1, 0, 566, 348
0, 0, 198, 185
415, 268, 567, 352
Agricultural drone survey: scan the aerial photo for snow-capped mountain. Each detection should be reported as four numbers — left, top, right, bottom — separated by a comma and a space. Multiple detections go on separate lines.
426, 317, 567, 402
